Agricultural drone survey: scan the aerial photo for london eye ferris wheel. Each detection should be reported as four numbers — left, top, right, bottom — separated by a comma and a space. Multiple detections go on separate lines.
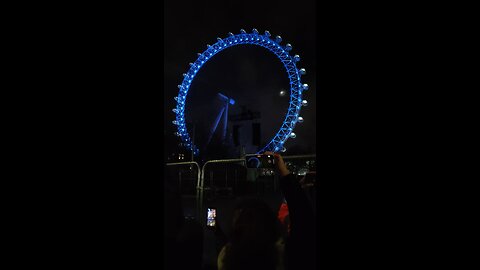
172, 28, 310, 156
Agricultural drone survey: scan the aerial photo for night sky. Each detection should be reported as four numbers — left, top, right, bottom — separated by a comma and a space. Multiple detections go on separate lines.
164, 0, 316, 158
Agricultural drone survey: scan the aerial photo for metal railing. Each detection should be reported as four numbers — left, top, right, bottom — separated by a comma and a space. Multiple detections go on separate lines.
165, 154, 315, 223
199, 158, 246, 225
166, 161, 202, 219
282, 154, 316, 160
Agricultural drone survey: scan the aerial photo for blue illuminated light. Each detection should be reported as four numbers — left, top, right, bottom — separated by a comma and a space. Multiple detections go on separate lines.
173, 28, 309, 154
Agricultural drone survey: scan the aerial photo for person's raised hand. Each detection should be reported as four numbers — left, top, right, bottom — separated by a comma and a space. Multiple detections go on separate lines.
264, 151, 290, 177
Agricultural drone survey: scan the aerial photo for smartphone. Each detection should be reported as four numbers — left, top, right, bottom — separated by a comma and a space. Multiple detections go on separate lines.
245, 154, 275, 168
206, 207, 217, 228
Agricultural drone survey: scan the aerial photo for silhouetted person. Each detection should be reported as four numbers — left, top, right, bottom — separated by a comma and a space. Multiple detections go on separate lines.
268, 152, 315, 270
217, 197, 284, 270
278, 171, 316, 237
216, 152, 315, 270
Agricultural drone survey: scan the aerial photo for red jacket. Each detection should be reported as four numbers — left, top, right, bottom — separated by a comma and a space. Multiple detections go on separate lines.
278, 202, 291, 234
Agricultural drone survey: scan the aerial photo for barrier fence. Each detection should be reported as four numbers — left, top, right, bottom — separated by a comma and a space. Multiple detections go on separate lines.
166, 161, 202, 219
166, 155, 316, 224
199, 159, 246, 225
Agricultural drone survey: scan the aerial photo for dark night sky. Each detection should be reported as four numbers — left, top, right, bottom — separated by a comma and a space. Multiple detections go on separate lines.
164, 0, 316, 157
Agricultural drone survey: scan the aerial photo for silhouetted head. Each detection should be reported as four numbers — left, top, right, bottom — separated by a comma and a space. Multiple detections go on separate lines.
222, 197, 282, 270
